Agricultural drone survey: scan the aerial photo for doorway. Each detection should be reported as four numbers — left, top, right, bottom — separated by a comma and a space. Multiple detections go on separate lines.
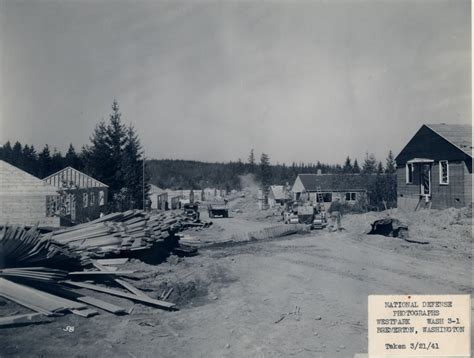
420, 164, 431, 196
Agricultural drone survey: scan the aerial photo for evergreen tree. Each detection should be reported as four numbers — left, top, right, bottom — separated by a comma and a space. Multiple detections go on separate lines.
258, 153, 272, 191
362, 152, 377, 174
377, 161, 384, 174
22, 144, 38, 175
83, 100, 127, 200
342, 156, 353, 173
83, 100, 147, 211
385, 150, 396, 174
38, 144, 52, 178
248, 149, 255, 173
51, 148, 64, 173
352, 159, 361, 173
121, 124, 149, 210
12, 141, 23, 168
1, 141, 13, 162
65, 144, 83, 169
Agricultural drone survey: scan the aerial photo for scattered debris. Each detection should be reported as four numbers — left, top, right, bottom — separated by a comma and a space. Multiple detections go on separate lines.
368, 218, 408, 238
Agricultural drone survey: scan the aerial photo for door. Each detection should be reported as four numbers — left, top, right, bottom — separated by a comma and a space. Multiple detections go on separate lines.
420, 164, 431, 196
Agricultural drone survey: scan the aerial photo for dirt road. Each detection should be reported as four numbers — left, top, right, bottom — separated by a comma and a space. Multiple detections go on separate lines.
1, 209, 472, 357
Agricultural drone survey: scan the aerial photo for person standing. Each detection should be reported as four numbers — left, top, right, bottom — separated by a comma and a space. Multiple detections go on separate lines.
328, 197, 342, 231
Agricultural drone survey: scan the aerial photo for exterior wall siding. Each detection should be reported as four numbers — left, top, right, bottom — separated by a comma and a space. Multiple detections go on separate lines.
463, 161, 472, 207
397, 161, 468, 210
0, 193, 60, 227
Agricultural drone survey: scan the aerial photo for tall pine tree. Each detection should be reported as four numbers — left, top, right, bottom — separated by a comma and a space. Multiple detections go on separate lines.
362, 152, 377, 174
342, 156, 353, 173
385, 150, 396, 174
83, 100, 148, 211
38, 145, 52, 178
259, 153, 272, 191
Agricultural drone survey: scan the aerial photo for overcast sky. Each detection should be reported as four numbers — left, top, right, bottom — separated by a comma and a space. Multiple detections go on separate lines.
0, 0, 470, 165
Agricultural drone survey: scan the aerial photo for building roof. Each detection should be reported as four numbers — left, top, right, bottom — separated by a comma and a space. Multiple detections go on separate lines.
295, 174, 374, 192
425, 123, 472, 157
0, 160, 58, 195
269, 185, 288, 200
149, 184, 164, 194
43, 167, 108, 189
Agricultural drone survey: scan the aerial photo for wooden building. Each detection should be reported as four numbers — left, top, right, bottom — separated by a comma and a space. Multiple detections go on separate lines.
395, 123, 472, 210
291, 173, 371, 205
268, 185, 292, 208
43, 167, 108, 224
0, 160, 60, 228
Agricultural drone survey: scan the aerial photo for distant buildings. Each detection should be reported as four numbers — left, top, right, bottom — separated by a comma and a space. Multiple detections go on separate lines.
291, 173, 370, 205
43, 167, 108, 224
0, 160, 60, 228
395, 123, 472, 210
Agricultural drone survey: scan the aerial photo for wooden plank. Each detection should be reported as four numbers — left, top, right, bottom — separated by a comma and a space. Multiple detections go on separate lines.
71, 308, 99, 318
114, 279, 150, 299
0, 278, 86, 314
63, 281, 176, 310
76, 296, 127, 314
96, 258, 129, 266
94, 262, 149, 299
0, 313, 50, 327
68, 271, 135, 276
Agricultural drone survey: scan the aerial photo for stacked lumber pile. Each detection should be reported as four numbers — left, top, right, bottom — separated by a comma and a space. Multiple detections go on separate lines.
0, 225, 86, 269
0, 226, 177, 328
46, 210, 211, 258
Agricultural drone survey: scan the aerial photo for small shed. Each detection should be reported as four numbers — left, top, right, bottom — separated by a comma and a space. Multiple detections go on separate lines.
395, 123, 472, 210
43, 167, 108, 224
0, 160, 60, 228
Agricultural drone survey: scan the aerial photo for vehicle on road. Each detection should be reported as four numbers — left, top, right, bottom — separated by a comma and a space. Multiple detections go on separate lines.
208, 202, 229, 218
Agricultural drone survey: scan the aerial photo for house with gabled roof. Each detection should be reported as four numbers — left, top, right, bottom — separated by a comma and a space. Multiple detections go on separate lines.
395, 123, 472, 210
43, 167, 108, 224
268, 185, 292, 208
0, 160, 60, 228
291, 173, 374, 205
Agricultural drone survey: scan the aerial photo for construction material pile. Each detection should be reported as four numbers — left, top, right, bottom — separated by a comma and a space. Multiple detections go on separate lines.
0, 225, 86, 270
0, 225, 177, 328
46, 210, 211, 259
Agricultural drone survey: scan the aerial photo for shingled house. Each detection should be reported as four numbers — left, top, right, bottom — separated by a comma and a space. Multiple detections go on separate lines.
0, 160, 60, 228
395, 123, 472, 210
43, 167, 108, 224
291, 173, 372, 205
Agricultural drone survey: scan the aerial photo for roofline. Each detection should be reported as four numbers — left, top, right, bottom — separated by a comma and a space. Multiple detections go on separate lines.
425, 124, 473, 158
43, 166, 109, 187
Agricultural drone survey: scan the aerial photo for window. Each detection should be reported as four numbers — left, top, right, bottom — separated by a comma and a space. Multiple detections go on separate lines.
99, 191, 105, 206
322, 193, 332, 202
439, 160, 449, 185
345, 192, 356, 201
406, 163, 414, 184
83, 193, 88, 208
90, 192, 95, 206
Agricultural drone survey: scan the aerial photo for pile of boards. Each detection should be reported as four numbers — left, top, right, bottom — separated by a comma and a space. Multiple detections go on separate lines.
46, 210, 211, 259
0, 226, 177, 328
0, 225, 86, 269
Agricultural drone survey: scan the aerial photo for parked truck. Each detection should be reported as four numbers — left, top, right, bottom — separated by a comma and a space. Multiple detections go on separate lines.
207, 202, 229, 218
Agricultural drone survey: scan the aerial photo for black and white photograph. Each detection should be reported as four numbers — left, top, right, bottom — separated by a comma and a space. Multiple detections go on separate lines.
0, 0, 472, 357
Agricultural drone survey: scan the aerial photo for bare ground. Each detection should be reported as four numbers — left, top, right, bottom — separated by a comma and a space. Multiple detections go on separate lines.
0, 204, 472, 358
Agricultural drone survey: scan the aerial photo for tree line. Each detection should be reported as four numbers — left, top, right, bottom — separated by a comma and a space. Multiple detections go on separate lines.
0, 100, 148, 211
1, 100, 397, 210
147, 150, 397, 189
